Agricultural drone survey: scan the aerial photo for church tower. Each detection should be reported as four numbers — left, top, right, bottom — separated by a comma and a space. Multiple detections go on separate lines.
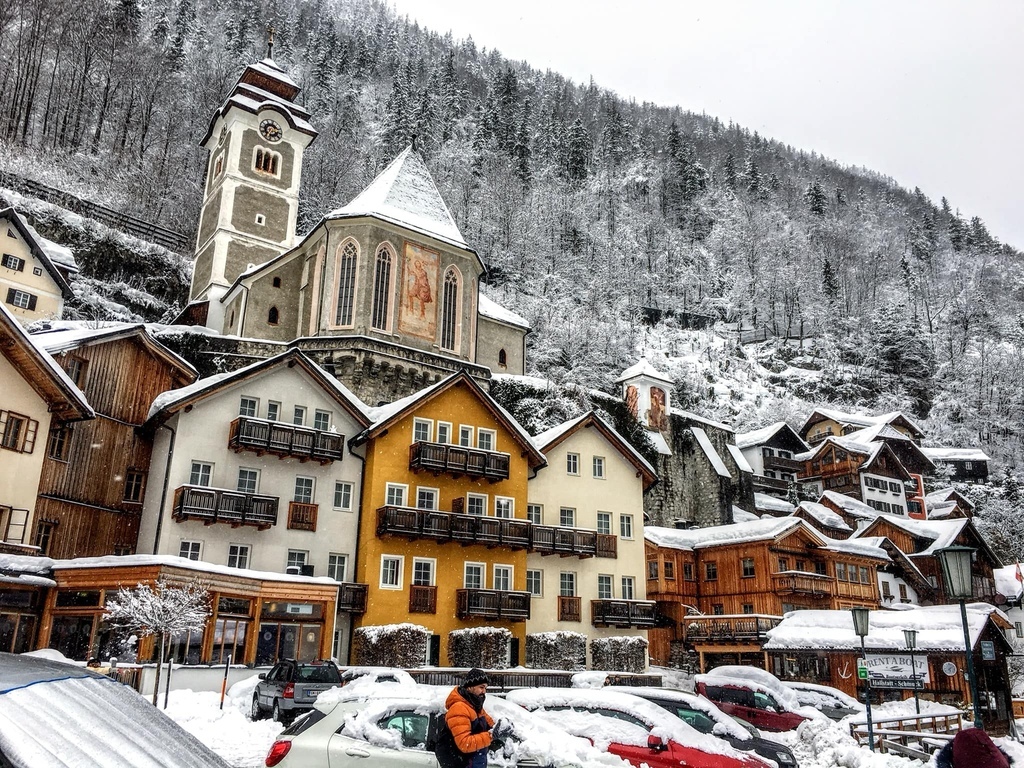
189, 54, 317, 330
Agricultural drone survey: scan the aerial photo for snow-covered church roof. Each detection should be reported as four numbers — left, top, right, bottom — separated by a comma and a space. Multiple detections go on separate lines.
478, 293, 529, 329
328, 146, 471, 252
615, 357, 674, 385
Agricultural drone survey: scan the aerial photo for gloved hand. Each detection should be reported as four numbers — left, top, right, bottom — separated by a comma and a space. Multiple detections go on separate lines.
470, 715, 492, 734
491, 718, 514, 741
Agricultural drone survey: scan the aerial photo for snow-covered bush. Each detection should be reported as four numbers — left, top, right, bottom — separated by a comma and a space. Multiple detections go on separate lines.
352, 623, 431, 667
526, 631, 587, 670
448, 626, 512, 668
590, 636, 648, 673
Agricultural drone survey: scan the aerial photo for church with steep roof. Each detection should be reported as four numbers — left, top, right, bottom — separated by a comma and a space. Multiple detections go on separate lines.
180, 56, 528, 404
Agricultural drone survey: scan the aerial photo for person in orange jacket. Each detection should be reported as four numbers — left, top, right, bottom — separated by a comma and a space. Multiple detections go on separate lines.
442, 668, 495, 768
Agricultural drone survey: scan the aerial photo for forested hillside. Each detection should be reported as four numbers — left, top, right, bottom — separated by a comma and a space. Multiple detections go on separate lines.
3, 0, 1023, 467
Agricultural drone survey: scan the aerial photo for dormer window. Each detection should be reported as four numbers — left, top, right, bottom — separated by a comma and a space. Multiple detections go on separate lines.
253, 147, 281, 177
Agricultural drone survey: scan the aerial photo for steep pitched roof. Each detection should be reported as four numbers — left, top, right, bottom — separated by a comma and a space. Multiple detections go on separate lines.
615, 358, 674, 385
328, 146, 474, 255
0, 207, 74, 299
800, 407, 925, 440
735, 421, 808, 451
646, 516, 822, 551
796, 501, 853, 532
478, 293, 529, 329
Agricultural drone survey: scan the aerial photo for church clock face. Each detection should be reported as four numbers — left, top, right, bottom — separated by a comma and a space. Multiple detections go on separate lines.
259, 119, 283, 143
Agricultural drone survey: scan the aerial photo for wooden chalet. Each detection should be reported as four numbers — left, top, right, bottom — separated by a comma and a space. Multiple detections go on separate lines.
925, 488, 975, 520
800, 408, 925, 446
922, 447, 991, 484
797, 437, 916, 517
734, 421, 809, 499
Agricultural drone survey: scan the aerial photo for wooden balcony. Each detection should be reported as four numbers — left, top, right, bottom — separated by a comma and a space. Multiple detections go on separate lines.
409, 585, 437, 613
682, 614, 782, 643
228, 417, 343, 464
558, 595, 582, 622
591, 599, 658, 628
752, 474, 791, 492
762, 454, 803, 473
286, 501, 318, 531
409, 441, 510, 481
773, 571, 832, 597
171, 485, 277, 530
456, 589, 530, 621
337, 583, 368, 613
532, 526, 598, 557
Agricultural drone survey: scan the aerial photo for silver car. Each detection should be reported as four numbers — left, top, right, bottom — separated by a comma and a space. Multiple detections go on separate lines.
252, 659, 343, 723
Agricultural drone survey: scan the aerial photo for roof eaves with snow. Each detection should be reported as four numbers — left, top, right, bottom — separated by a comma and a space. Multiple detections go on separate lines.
532, 411, 657, 488
478, 293, 529, 329
734, 421, 807, 450
32, 324, 197, 382
727, 443, 753, 473
692, 427, 732, 479
921, 447, 992, 462
0, 207, 74, 298
819, 490, 880, 519
671, 408, 734, 433
796, 502, 852, 531
646, 517, 819, 551
753, 493, 795, 514
615, 358, 674, 385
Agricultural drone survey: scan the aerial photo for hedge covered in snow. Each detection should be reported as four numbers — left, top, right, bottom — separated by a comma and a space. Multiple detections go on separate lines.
525, 631, 587, 670
590, 635, 648, 673
448, 626, 512, 668
352, 623, 430, 667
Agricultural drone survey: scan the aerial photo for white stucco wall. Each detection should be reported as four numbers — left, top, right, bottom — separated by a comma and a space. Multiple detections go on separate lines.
861, 472, 908, 515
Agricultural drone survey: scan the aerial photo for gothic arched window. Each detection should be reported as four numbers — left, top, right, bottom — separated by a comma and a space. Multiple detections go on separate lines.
371, 245, 393, 331
253, 147, 281, 177
440, 267, 460, 352
335, 241, 358, 326
498, 349, 508, 368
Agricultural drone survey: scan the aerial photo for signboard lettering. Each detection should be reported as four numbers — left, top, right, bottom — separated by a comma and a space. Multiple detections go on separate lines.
864, 653, 930, 685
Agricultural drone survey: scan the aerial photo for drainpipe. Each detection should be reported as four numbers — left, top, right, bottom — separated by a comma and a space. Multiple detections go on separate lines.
346, 439, 368, 666
152, 423, 177, 554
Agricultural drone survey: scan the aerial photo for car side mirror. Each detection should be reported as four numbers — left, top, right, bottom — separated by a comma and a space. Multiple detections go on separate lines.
648, 735, 667, 752
258, 673, 267, 680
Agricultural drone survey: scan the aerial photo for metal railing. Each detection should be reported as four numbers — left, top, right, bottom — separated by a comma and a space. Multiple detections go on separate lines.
171, 485, 277, 529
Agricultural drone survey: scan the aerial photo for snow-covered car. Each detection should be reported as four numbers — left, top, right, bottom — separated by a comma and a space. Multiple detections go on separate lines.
339, 666, 417, 687
252, 658, 344, 723
504, 686, 773, 768
0, 652, 233, 768
783, 682, 863, 721
263, 680, 627, 767
696, 666, 821, 732
626, 686, 799, 767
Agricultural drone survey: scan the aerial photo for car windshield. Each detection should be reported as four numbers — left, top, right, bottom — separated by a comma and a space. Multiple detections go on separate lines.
673, 707, 716, 734
297, 664, 341, 683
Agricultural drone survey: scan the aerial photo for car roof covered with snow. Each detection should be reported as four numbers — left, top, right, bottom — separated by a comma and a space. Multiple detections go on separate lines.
624, 687, 752, 741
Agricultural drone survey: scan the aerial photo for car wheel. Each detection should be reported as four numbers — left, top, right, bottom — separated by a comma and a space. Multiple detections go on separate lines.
251, 695, 264, 721
272, 700, 286, 724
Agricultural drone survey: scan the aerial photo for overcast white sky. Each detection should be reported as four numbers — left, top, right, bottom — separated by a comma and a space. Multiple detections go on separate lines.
388, 0, 1024, 250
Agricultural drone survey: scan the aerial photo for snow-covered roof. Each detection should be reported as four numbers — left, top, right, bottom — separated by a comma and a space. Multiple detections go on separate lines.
648, 429, 672, 456
531, 412, 656, 482
726, 443, 753, 473
645, 516, 813, 551
0, 553, 57, 588
764, 603, 1004, 652
249, 57, 298, 89
52, 554, 343, 587
842, 421, 914, 445
24, 220, 78, 273
328, 146, 470, 251
819, 490, 881, 520
797, 501, 852, 531
820, 535, 889, 561
478, 293, 529, 329
735, 421, 801, 450
753, 493, 795, 514
732, 507, 761, 522
804, 407, 925, 437
671, 408, 734, 433
794, 434, 882, 464
33, 323, 140, 353
853, 515, 969, 556
0, 207, 74, 297
995, 563, 1024, 601
692, 427, 731, 479
615, 357, 674, 385
921, 447, 991, 462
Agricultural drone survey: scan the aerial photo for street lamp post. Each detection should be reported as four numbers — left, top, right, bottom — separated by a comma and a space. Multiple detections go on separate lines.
936, 545, 984, 729
852, 607, 874, 751
903, 628, 920, 715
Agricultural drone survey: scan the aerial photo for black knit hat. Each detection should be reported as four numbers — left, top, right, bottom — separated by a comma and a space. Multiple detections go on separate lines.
463, 668, 490, 687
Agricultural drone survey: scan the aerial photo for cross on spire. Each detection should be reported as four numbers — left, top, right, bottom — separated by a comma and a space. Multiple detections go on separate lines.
266, 25, 275, 58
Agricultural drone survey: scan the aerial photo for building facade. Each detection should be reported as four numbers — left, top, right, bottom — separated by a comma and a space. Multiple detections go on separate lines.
0, 207, 75, 325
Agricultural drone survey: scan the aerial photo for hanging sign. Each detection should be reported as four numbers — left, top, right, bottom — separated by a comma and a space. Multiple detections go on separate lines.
864, 653, 930, 688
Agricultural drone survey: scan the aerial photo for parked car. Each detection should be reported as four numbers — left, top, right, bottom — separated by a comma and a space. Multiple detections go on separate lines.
263, 681, 626, 767
0, 652, 232, 768
339, 666, 416, 687
696, 666, 814, 732
627, 687, 798, 767
252, 659, 343, 723
784, 681, 863, 720
505, 686, 773, 768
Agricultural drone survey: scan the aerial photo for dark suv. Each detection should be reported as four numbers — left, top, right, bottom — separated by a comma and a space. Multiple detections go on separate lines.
252, 659, 343, 723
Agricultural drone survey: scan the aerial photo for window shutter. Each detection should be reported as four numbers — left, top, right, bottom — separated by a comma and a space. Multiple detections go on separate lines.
451, 497, 464, 514
27, 294, 37, 311
5, 288, 14, 304
23, 418, 38, 453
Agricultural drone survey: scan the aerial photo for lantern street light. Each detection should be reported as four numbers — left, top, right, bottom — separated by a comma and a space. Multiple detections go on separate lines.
903, 628, 920, 715
936, 545, 984, 729
851, 606, 874, 751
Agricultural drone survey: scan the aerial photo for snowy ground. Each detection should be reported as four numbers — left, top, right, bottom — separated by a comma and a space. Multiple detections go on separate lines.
161, 674, 1024, 768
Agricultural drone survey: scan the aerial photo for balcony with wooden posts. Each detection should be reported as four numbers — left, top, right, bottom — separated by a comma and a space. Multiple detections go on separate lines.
591, 599, 658, 628
772, 571, 833, 598
228, 417, 344, 464
682, 614, 783, 643
409, 585, 438, 613
171, 485, 277, 529
287, 501, 318, 531
456, 589, 531, 621
409, 441, 510, 481
558, 595, 581, 622
762, 454, 803, 474
337, 583, 368, 613
752, 474, 791, 493
375, 505, 617, 558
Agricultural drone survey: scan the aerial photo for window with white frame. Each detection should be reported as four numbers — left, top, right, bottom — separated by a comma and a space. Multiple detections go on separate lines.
597, 511, 612, 535
493, 565, 513, 591
412, 558, 435, 586
386, 483, 407, 507
314, 410, 331, 431
467, 493, 487, 516
621, 576, 636, 600
267, 401, 281, 421
334, 481, 353, 510
566, 453, 580, 475
559, 507, 576, 527
179, 541, 201, 560
328, 553, 348, 582
287, 550, 307, 572
436, 422, 452, 444
464, 562, 485, 590
237, 468, 259, 494
380, 555, 404, 588
1, 253, 25, 271
526, 569, 543, 596
293, 476, 314, 503
189, 461, 213, 486
620, 514, 634, 539
8, 289, 34, 309
593, 456, 606, 479
228, 544, 250, 569
495, 497, 514, 518
238, 396, 258, 417
559, 571, 576, 597
597, 574, 613, 600
413, 418, 433, 443
527, 504, 542, 524
293, 406, 306, 426
459, 426, 473, 447
477, 429, 496, 452
416, 487, 438, 510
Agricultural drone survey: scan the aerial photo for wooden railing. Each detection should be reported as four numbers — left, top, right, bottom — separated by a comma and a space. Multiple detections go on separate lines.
456, 589, 530, 621
850, 711, 963, 752
752, 475, 792, 492
409, 585, 437, 613
591, 599, 658, 628
287, 501, 318, 531
558, 595, 581, 622
409, 441, 510, 481
772, 571, 832, 597
228, 417, 344, 463
682, 614, 782, 642
762, 454, 803, 473
171, 485, 277, 529
337, 583, 368, 613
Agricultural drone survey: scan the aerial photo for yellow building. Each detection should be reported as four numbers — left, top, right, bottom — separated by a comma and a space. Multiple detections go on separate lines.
1, 208, 76, 324
350, 372, 546, 666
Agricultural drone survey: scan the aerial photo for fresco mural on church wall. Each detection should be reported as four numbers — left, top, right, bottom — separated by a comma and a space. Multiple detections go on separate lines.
399, 242, 439, 339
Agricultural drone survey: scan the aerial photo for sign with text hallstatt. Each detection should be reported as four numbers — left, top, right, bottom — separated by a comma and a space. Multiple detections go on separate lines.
864, 653, 930, 689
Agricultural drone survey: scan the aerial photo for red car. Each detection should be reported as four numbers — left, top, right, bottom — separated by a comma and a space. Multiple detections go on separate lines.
696, 668, 811, 732
505, 687, 773, 768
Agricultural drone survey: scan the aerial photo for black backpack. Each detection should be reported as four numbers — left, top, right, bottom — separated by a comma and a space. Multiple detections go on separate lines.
433, 715, 469, 768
